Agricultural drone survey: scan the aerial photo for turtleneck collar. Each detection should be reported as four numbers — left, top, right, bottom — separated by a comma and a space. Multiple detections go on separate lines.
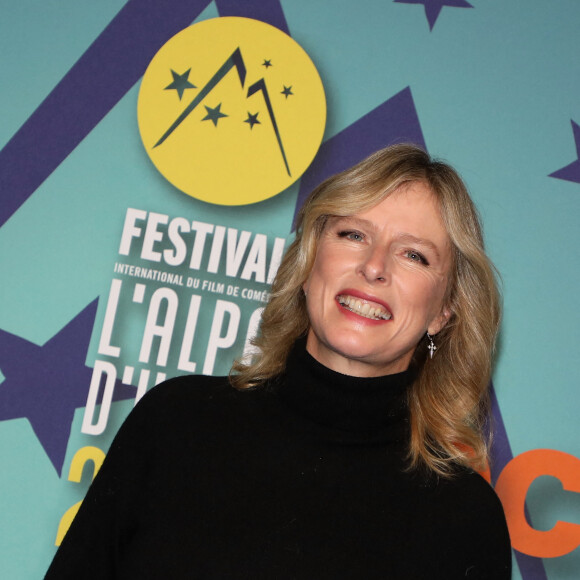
274, 339, 417, 442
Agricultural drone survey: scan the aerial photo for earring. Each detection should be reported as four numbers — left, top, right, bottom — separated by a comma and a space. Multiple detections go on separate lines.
427, 333, 436, 359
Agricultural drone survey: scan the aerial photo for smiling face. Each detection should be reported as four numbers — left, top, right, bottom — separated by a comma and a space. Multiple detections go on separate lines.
303, 181, 453, 377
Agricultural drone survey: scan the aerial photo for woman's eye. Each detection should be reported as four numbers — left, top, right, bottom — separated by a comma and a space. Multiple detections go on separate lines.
338, 230, 364, 242
405, 250, 428, 265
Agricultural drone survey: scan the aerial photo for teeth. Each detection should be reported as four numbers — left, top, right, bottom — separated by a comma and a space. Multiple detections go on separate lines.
337, 295, 392, 321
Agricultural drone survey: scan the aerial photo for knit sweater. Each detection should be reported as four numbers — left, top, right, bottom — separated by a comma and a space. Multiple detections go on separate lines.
46, 342, 511, 579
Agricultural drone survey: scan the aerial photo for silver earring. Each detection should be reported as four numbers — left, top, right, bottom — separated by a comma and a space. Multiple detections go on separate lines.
427, 333, 436, 359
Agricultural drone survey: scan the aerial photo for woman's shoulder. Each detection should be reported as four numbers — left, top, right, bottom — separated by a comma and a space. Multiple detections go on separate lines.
436, 467, 506, 516
419, 470, 511, 576
125, 374, 269, 435
140, 373, 233, 404
440, 470, 510, 543
131, 374, 244, 421
406, 466, 509, 541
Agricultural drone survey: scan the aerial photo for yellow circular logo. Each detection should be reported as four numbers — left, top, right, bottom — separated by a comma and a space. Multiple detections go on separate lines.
137, 17, 326, 205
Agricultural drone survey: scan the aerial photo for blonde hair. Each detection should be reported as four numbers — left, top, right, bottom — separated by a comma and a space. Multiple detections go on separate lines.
231, 144, 501, 476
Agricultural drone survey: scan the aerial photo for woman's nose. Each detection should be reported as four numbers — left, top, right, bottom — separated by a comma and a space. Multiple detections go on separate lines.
359, 246, 389, 283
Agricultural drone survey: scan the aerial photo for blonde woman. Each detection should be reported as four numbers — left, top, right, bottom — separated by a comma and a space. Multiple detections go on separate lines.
47, 145, 511, 579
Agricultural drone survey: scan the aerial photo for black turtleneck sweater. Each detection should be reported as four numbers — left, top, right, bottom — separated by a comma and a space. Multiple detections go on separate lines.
46, 343, 511, 579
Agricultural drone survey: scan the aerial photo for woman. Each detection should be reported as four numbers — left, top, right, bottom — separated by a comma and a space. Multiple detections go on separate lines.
46, 144, 511, 579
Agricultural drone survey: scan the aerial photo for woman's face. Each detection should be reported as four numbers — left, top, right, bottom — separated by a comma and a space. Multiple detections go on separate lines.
303, 181, 452, 377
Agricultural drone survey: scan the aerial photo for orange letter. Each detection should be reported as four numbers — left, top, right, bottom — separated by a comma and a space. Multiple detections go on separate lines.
495, 449, 580, 557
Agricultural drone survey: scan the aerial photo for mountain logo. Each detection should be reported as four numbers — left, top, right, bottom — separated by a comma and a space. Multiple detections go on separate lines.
137, 17, 326, 205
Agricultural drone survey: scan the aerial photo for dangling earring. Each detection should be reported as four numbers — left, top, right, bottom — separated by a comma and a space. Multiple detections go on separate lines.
427, 333, 436, 359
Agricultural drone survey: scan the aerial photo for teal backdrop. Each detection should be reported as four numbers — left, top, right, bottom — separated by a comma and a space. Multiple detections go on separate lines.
1, 1, 579, 578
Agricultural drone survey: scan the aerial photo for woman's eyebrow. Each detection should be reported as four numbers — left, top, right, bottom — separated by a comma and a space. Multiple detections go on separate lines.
395, 233, 441, 260
331, 216, 376, 230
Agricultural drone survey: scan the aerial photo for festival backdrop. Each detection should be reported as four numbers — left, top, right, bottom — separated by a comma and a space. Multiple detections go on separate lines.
1, 1, 579, 578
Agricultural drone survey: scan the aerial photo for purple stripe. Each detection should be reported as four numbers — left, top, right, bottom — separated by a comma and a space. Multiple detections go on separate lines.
490, 385, 548, 580
515, 550, 549, 580
489, 384, 515, 484
293, 86, 426, 228
0, 0, 211, 228
215, 0, 289, 33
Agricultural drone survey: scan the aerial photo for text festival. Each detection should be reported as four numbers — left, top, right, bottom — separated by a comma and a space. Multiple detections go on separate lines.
81, 208, 287, 437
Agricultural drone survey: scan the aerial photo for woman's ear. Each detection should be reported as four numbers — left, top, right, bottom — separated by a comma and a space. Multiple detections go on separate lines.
427, 306, 452, 336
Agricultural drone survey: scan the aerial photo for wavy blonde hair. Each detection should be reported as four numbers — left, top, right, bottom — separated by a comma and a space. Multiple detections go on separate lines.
231, 144, 501, 476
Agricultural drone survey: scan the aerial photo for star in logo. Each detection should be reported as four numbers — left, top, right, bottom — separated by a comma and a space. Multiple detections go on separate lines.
262, 59, 273, 68
146, 43, 299, 188
202, 103, 228, 126
549, 120, 580, 185
394, 0, 473, 30
164, 68, 196, 100
0, 300, 135, 475
281, 85, 293, 98
244, 112, 260, 129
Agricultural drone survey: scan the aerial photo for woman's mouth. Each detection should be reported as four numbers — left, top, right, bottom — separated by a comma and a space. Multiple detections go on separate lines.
336, 294, 392, 321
